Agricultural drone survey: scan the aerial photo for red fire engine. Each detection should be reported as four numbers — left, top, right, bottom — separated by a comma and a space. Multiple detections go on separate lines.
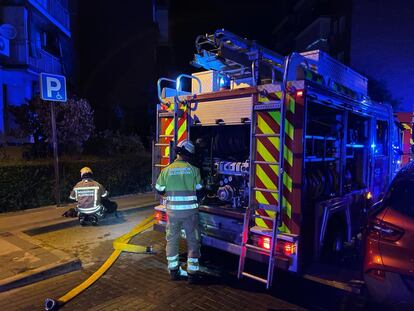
152, 30, 402, 291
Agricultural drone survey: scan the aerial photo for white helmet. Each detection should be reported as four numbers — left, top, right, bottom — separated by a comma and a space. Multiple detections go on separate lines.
177, 140, 195, 155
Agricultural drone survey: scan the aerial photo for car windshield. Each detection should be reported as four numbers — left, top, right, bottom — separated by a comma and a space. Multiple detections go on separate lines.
387, 179, 414, 218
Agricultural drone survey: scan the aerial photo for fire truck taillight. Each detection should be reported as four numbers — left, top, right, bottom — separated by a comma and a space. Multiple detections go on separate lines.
296, 90, 304, 97
154, 211, 162, 221
262, 237, 271, 250
283, 243, 296, 256
154, 210, 168, 222
257, 237, 296, 256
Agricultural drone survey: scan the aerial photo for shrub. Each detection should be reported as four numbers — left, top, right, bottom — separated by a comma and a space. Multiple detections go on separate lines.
83, 130, 145, 156
0, 154, 151, 212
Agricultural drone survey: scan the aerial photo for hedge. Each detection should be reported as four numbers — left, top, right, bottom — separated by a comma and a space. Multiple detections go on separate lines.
0, 154, 152, 212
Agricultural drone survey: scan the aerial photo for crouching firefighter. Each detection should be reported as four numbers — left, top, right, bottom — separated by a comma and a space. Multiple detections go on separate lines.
70, 167, 109, 226
155, 140, 203, 284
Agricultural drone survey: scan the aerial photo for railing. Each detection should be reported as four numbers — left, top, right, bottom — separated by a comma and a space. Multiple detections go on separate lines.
30, 0, 70, 30
29, 49, 62, 74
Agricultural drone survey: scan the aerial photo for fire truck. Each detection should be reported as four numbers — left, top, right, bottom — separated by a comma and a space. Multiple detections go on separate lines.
152, 29, 401, 291
395, 112, 414, 165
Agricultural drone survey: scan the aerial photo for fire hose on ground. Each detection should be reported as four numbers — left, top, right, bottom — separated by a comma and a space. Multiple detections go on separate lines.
44, 215, 156, 311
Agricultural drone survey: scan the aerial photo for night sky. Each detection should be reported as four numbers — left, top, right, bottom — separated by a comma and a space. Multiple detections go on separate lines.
76, 0, 414, 142
76, 0, 281, 142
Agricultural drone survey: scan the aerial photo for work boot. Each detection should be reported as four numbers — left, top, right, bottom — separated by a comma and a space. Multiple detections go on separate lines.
79, 215, 88, 226
90, 215, 99, 226
169, 269, 180, 281
187, 273, 199, 285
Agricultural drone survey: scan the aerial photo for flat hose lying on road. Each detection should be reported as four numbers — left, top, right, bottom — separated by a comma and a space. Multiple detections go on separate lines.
44, 215, 156, 311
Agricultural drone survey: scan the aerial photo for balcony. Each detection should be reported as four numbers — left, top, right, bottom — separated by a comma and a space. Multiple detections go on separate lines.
28, 0, 70, 36
29, 49, 62, 74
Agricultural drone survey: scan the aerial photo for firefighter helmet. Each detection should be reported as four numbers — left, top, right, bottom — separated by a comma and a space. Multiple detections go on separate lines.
176, 140, 195, 156
80, 166, 93, 177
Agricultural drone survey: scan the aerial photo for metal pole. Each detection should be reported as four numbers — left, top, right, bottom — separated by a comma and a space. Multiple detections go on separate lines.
50, 103, 60, 205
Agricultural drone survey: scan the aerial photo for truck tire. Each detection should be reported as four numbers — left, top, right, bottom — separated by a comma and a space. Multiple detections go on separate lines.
321, 216, 346, 263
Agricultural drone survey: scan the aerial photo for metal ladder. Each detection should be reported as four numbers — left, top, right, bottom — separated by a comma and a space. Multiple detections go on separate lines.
152, 75, 202, 186
237, 59, 289, 289
152, 78, 179, 186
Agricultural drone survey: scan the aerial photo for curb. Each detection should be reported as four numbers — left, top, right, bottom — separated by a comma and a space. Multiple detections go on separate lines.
24, 202, 158, 236
0, 257, 82, 293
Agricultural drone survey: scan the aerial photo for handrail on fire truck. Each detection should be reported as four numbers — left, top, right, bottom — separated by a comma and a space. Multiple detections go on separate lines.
174, 74, 202, 105
157, 77, 176, 105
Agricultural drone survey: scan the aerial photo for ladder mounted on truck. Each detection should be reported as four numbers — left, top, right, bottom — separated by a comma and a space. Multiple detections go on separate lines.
152, 75, 202, 185
192, 29, 285, 84
237, 56, 290, 289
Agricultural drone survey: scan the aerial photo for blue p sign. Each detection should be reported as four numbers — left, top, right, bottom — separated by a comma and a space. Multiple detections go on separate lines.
40, 73, 67, 102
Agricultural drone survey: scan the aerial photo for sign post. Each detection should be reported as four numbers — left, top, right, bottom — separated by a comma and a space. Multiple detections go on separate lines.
40, 73, 67, 206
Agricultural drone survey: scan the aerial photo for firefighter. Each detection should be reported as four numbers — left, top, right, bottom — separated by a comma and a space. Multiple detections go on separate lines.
69, 167, 109, 226
155, 140, 203, 284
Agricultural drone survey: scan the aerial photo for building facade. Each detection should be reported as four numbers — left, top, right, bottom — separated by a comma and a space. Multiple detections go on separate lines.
0, 0, 72, 143
272, 0, 413, 111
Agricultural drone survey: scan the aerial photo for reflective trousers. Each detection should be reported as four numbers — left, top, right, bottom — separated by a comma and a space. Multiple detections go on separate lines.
166, 209, 200, 274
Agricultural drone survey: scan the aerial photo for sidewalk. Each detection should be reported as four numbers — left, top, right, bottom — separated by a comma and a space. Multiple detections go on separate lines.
0, 193, 158, 292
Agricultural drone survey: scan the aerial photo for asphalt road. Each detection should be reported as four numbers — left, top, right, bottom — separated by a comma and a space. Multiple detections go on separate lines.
0, 206, 381, 310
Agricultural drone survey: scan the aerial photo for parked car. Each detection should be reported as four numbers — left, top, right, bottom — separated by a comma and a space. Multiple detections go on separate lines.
364, 163, 414, 307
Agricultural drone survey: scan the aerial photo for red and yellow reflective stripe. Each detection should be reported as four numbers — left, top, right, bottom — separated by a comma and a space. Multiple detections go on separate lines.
159, 104, 188, 165
254, 88, 300, 235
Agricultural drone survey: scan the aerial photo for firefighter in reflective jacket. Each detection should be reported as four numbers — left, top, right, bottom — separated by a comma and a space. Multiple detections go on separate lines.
70, 167, 108, 226
155, 140, 203, 284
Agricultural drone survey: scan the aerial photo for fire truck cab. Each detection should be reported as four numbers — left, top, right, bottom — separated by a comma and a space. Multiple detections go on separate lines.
152, 29, 401, 291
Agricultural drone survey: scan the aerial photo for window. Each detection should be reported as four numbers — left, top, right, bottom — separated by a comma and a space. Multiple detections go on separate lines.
41, 31, 61, 57
387, 180, 414, 218
376, 120, 388, 156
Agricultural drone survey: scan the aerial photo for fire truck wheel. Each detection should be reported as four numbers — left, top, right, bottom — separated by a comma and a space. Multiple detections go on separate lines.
321, 217, 346, 262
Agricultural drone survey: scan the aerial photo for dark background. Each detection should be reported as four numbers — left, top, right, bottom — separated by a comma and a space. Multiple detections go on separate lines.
75, 0, 414, 143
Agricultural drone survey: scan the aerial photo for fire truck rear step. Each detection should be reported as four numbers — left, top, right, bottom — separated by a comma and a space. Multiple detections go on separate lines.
250, 225, 273, 236
241, 272, 268, 284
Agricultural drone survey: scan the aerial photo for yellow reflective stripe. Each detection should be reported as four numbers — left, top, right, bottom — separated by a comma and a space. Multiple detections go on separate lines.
178, 119, 187, 141
255, 217, 269, 228
165, 120, 174, 135
258, 95, 270, 103
283, 173, 293, 192
256, 165, 277, 190
268, 111, 280, 124
285, 119, 294, 140
284, 198, 292, 218
255, 191, 269, 205
288, 96, 295, 113
269, 163, 278, 176
257, 114, 277, 134
284, 147, 294, 167
278, 222, 291, 234
256, 140, 277, 163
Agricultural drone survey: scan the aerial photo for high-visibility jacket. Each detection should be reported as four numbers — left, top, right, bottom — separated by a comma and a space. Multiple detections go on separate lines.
155, 159, 203, 210
70, 179, 108, 214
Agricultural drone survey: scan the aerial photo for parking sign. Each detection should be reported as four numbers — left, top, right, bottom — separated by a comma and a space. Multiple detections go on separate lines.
40, 73, 67, 102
